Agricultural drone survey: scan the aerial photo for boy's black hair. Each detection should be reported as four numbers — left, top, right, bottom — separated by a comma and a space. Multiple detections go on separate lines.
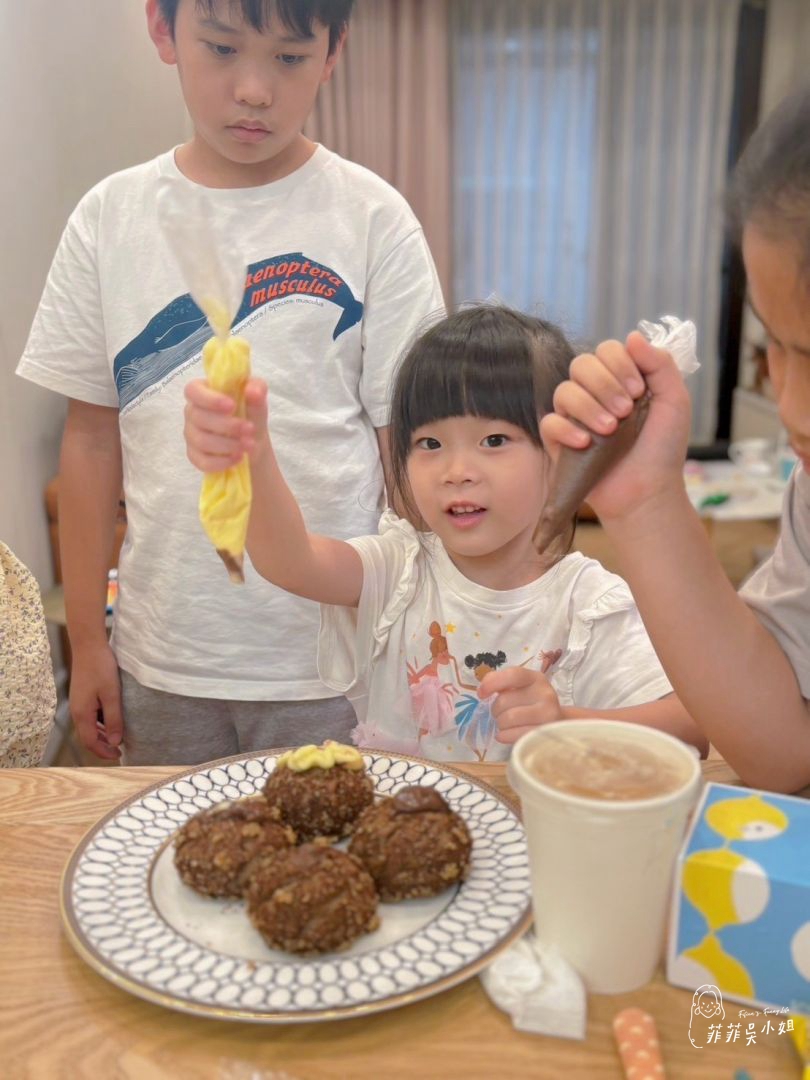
727, 84, 810, 276
157, 0, 354, 54
389, 304, 577, 551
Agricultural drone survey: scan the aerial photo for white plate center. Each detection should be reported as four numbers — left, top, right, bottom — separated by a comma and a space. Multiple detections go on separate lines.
150, 843, 457, 962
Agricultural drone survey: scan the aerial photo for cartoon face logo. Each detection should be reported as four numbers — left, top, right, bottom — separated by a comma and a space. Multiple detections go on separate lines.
688, 984, 725, 1047
694, 985, 724, 1019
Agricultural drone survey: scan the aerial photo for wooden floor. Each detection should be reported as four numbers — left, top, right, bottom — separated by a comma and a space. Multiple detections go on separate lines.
53, 517, 780, 767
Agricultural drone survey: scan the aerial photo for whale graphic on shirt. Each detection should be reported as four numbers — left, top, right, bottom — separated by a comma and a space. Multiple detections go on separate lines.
114, 253, 363, 413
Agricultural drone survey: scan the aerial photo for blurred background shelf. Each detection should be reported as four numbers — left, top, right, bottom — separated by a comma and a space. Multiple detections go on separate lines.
731, 386, 784, 442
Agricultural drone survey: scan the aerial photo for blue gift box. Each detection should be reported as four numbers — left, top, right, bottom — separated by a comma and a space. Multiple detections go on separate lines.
667, 782, 810, 1011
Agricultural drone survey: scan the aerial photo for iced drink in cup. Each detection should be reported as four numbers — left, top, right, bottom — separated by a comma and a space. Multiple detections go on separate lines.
507, 720, 701, 993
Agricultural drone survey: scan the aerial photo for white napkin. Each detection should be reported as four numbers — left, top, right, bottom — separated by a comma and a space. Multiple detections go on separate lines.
479, 932, 587, 1039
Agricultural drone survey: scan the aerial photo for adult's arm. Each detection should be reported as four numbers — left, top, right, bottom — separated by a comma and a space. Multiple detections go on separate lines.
604, 489, 809, 791
541, 333, 810, 792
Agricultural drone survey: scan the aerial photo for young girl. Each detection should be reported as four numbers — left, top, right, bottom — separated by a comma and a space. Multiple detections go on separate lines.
541, 87, 810, 793
184, 304, 706, 762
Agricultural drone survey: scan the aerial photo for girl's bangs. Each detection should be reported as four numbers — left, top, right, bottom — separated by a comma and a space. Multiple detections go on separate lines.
399, 340, 541, 440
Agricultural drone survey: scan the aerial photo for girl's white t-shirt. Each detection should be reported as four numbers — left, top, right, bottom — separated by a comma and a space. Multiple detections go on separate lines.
318, 512, 674, 762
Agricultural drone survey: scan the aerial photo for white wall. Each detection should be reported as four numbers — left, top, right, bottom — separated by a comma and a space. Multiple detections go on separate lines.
0, 1, 188, 587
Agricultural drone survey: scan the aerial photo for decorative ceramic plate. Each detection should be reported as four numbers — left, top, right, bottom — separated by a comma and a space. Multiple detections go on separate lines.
61, 751, 532, 1023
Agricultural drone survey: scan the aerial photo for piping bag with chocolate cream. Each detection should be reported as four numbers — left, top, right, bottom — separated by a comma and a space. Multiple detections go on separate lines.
156, 179, 252, 583
535, 316, 699, 551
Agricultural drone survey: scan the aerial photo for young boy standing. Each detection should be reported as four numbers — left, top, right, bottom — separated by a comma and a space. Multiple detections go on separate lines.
17, 0, 443, 764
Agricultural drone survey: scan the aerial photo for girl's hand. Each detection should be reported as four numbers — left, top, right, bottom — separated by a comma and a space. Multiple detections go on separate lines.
539, 332, 692, 522
478, 666, 563, 743
184, 377, 269, 473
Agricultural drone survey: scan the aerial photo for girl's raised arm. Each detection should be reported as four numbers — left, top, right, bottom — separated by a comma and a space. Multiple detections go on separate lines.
184, 377, 363, 608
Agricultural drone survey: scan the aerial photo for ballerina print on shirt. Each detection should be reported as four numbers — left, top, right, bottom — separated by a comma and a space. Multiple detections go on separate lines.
406, 618, 565, 760
452, 651, 507, 761
406, 622, 468, 740
452, 648, 564, 759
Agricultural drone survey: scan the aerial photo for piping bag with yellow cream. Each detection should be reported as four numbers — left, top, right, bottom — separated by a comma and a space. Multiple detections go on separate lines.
156, 179, 252, 582
535, 316, 699, 551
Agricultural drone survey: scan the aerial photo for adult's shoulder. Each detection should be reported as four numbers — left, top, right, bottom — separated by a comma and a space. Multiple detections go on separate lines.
767, 463, 810, 564
790, 463, 810, 518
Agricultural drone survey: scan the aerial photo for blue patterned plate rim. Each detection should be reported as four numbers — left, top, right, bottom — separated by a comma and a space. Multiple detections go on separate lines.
60, 748, 533, 1023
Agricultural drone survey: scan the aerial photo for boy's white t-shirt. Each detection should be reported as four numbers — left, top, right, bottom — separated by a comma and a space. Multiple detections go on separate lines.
318, 511, 674, 762
17, 146, 444, 699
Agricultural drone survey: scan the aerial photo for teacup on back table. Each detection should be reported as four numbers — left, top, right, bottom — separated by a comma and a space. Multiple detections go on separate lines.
508, 720, 701, 994
728, 437, 775, 477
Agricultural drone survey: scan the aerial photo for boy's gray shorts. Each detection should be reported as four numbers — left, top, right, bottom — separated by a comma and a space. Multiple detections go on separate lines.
118, 669, 357, 766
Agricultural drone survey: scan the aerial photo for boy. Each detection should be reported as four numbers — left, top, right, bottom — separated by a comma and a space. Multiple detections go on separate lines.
17, 0, 443, 764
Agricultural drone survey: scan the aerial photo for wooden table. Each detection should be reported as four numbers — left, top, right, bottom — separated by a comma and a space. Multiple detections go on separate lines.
0, 757, 801, 1079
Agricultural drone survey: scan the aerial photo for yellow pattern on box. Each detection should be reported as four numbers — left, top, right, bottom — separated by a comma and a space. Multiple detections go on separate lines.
790, 1013, 809, 1078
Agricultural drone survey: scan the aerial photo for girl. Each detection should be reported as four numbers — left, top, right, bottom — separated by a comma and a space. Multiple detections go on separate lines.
542, 87, 810, 792
184, 304, 706, 761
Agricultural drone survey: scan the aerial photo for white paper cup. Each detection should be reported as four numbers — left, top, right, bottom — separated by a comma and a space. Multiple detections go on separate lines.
507, 720, 701, 994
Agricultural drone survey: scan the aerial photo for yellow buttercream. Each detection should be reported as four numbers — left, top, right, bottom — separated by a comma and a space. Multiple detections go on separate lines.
276, 740, 364, 772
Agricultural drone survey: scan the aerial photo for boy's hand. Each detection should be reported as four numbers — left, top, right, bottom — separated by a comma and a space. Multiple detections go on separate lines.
69, 642, 123, 760
184, 377, 269, 473
539, 332, 692, 521
478, 666, 563, 744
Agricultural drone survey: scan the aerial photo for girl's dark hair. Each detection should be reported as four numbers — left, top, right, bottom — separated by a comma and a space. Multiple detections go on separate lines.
389, 304, 576, 551
158, 0, 354, 54
727, 85, 810, 275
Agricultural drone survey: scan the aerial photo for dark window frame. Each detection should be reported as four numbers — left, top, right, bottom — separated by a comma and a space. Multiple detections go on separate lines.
710, 0, 767, 454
